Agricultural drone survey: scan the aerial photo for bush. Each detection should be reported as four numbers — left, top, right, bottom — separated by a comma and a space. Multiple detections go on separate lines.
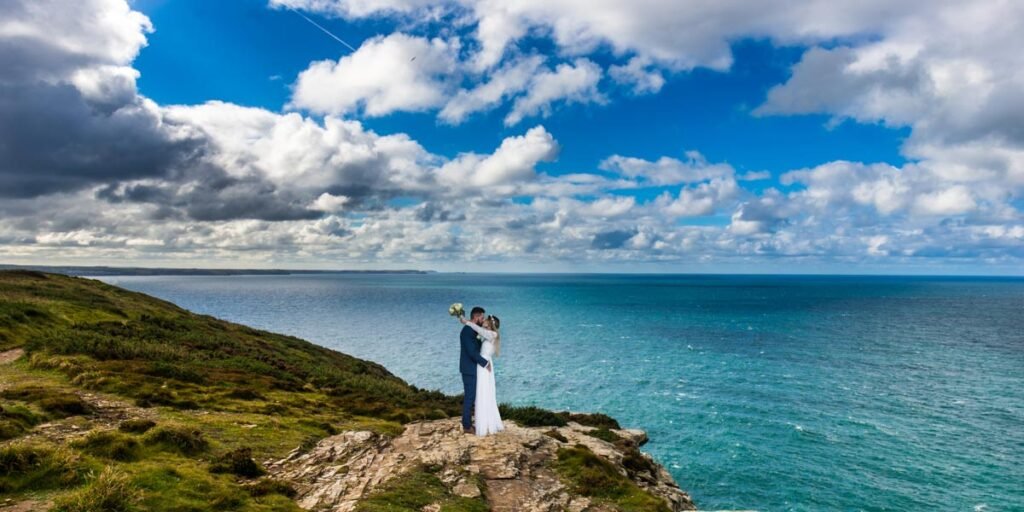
498, 405, 567, 427
118, 418, 156, 434
71, 430, 142, 461
224, 388, 264, 400
246, 477, 297, 498
0, 402, 43, 440
584, 427, 622, 444
0, 442, 90, 493
51, 466, 142, 512
553, 444, 670, 512
144, 425, 208, 455
621, 447, 658, 478
39, 394, 93, 417
0, 386, 92, 418
564, 412, 621, 430
209, 447, 265, 478
543, 429, 568, 443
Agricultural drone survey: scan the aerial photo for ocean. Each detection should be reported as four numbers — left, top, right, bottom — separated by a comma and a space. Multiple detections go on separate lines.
96, 273, 1024, 511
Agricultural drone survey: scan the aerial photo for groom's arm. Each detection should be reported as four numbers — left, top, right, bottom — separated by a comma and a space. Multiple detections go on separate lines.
460, 327, 490, 368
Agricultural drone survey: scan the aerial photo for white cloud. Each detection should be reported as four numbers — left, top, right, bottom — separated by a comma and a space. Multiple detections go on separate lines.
289, 33, 459, 116
601, 151, 734, 186
439, 55, 543, 124
3, 0, 1024, 271
504, 58, 604, 126
609, 56, 665, 95
311, 192, 351, 212
656, 178, 739, 218
438, 125, 559, 187
912, 186, 977, 216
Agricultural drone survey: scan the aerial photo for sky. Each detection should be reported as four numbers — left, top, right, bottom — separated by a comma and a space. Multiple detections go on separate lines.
0, 0, 1022, 274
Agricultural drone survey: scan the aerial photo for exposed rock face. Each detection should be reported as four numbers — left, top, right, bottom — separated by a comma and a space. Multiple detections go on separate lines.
265, 418, 695, 512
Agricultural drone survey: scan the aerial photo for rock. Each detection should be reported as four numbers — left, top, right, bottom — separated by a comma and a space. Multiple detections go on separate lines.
451, 479, 481, 498
266, 418, 696, 512
618, 428, 649, 446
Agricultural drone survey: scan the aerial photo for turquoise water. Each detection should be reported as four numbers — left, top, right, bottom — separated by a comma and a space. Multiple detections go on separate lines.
97, 274, 1024, 511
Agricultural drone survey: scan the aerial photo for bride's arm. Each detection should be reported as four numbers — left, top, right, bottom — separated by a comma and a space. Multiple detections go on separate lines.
463, 320, 497, 341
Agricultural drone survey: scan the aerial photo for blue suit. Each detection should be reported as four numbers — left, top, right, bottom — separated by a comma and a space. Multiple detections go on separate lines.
460, 324, 490, 429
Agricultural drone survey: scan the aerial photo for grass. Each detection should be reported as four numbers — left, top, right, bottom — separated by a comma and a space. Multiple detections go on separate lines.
71, 430, 143, 462
0, 441, 96, 494
353, 465, 488, 512
143, 424, 209, 456
209, 447, 266, 478
51, 466, 142, 512
553, 444, 671, 512
0, 270, 644, 510
584, 427, 623, 443
0, 401, 44, 440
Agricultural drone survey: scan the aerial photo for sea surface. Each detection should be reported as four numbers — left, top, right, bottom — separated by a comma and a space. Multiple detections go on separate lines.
97, 273, 1024, 511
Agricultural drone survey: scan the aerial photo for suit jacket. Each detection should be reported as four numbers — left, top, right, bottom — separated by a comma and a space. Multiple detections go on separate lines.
460, 324, 489, 375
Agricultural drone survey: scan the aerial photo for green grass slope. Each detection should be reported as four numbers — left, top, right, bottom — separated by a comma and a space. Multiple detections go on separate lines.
0, 270, 458, 421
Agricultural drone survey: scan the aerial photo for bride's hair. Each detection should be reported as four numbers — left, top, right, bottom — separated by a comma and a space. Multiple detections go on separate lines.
488, 315, 501, 357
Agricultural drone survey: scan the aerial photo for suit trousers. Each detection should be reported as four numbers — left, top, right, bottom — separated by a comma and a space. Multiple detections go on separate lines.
461, 372, 477, 429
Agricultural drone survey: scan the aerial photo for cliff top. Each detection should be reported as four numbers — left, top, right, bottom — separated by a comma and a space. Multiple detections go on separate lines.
0, 270, 694, 511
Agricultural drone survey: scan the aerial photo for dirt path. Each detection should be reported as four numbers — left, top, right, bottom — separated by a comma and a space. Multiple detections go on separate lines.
0, 348, 25, 364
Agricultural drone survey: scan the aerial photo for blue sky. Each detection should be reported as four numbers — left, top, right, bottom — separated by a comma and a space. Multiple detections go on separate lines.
0, 0, 1021, 273
133, 0, 907, 176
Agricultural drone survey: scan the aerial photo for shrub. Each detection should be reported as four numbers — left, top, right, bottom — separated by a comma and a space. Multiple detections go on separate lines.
39, 394, 93, 417
118, 418, 156, 434
245, 477, 297, 498
543, 429, 568, 443
564, 412, 621, 430
51, 466, 142, 512
584, 427, 622, 444
553, 444, 670, 512
71, 430, 142, 461
498, 405, 567, 427
209, 447, 265, 478
621, 447, 658, 478
144, 425, 208, 455
224, 388, 264, 400
0, 442, 90, 493
0, 403, 43, 440
0, 386, 92, 418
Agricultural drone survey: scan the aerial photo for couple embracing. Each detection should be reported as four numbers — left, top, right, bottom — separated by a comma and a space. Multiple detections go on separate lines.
457, 306, 504, 436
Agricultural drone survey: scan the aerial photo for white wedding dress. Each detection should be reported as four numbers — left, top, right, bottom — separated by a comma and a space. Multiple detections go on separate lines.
466, 322, 504, 436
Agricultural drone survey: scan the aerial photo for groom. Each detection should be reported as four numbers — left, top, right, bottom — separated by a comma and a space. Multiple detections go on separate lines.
460, 306, 492, 434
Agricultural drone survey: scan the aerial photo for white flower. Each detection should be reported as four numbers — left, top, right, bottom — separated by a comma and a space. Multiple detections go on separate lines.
448, 302, 464, 317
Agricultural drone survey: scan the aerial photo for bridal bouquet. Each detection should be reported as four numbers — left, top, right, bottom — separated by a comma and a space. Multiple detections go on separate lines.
448, 303, 464, 318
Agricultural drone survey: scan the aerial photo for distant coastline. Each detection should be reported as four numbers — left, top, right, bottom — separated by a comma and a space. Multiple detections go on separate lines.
0, 264, 433, 277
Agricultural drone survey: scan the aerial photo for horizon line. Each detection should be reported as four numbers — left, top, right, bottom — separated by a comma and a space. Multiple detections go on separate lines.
2, 263, 1022, 279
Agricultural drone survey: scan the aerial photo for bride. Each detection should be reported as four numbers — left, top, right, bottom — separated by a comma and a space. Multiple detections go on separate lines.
460, 314, 504, 436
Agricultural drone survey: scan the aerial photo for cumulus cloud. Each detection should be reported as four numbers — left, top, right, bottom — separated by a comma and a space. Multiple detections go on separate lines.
601, 151, 734, 186
0, 0, 205, 198
437, 125, 559, 188
439, 55, 543, 124
3, 0, 1024, 271
504, 58, 604, 126
289, 33, 460, 116
609, 56, 665, 95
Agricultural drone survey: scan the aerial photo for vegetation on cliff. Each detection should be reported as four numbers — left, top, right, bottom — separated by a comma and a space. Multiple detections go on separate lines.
0, 271, 688, 511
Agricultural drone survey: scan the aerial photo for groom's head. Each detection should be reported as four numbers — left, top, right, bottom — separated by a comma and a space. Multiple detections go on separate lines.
470, 306, 485, 325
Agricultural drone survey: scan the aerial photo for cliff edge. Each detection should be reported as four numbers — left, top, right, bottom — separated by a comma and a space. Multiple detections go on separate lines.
0, 271, 695, 511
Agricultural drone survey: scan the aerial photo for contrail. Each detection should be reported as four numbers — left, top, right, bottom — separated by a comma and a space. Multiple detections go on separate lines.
287, 6, 358, 52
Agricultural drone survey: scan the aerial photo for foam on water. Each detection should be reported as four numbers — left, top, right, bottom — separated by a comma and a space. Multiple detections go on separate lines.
98, 273, 1024, 511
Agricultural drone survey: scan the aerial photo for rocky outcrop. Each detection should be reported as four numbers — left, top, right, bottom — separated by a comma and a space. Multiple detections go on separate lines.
264, 418, 695, 512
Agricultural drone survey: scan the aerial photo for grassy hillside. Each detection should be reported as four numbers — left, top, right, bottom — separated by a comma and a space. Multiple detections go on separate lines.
0, 271, 663, 512
0, 270, 462, 511
0, 270, 458, 420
